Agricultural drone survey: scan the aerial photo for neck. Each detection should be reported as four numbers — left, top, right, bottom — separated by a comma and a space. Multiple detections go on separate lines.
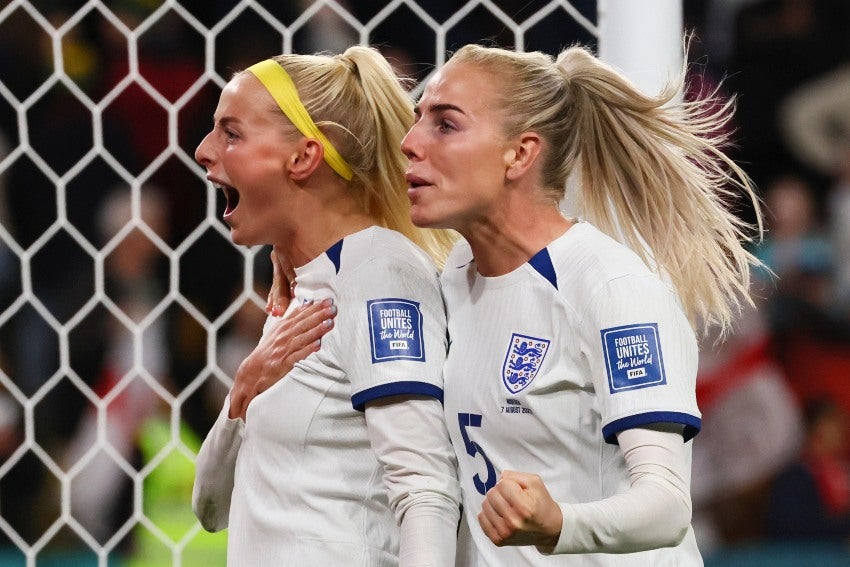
461, 203, 573, 276
274, 182, 377, 267
280, 212, 375, 268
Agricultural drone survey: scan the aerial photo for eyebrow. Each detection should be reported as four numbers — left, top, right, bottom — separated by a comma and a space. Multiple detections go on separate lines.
216, 116, 240, 127
413, 102, 465, 116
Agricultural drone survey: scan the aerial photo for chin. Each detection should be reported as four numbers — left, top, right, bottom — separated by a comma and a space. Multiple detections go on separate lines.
411, 211, 455, 231
228, 228, 249, 246
410, 207, 440, 229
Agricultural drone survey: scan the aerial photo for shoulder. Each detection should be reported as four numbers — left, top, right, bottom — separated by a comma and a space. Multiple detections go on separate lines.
549, 224, 689, 333
550, 222, 659, 295
342, 226, 439, 278
337, 227, 442, 298
554, 222, 651, 274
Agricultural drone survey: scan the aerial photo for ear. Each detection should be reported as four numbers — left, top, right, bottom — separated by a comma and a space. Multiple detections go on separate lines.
287, 138, 325, 181
504, 132, 542, 181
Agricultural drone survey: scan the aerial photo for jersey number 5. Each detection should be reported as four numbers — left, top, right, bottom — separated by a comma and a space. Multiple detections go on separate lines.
457, 413, 497, 495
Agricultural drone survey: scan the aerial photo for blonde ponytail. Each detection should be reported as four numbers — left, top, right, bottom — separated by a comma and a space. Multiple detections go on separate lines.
452, 43, 763, 335
339, 47, 457, 268
558, 46, 762, 334
252, 47, 456, 267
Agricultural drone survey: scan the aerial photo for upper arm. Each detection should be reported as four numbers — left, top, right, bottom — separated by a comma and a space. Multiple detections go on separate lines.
338, 256, 448, 411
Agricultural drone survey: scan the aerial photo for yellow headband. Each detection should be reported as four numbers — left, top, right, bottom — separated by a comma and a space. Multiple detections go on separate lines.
247, 59, 354, 181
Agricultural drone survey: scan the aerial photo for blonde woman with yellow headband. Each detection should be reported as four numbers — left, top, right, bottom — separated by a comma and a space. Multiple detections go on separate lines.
192, 46, 460, 566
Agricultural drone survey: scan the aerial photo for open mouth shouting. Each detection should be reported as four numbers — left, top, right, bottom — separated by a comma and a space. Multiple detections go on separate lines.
214, 182, 240, 217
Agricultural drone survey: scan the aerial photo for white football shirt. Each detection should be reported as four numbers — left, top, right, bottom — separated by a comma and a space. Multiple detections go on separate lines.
204, 226, 451, 566
442, 222, 703, 566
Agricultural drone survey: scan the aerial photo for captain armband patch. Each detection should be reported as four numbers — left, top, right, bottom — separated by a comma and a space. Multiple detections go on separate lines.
601, 323, 666, 393
367, 298, 425, 363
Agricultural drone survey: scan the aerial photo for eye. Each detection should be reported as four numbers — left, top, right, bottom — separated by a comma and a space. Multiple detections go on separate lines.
224, 129, 239, 142
437, 119, 456, 133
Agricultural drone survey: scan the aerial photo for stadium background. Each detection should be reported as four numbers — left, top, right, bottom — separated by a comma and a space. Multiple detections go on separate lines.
1, 0, 849, 565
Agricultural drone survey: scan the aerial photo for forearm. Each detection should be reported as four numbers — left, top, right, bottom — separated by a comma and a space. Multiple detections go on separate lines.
399, 496, 459, 567
366, 396, 462, 566
549, 427, 692, 555
192, 395, 244, 532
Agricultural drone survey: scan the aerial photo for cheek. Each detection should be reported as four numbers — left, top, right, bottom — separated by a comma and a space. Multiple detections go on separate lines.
455, 156, 503, 199
228, 145, 283, 185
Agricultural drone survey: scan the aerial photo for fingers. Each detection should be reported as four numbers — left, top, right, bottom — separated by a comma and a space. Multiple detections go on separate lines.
267, 249, 291, 315
500, 469, 533, 484
277, 303, 335, 353
479, 478, 522, 546
297, 314, 335, 349
267, 249, 283, 315
478, 471, 561, 548
228, 387, 249, 420
481, 471, 564, 549
478, 503, 505, 546
286, 330, 328, 363
266, 298, 336, 366
490, 477, 526, 522
287, 298, 337, 334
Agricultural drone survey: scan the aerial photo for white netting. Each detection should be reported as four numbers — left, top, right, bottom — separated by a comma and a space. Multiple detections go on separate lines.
0, 1, 597, 565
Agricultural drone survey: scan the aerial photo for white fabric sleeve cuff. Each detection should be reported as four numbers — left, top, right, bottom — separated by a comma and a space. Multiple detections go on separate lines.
365, 396, 461, 567
547, 426, 692, 555
399, 499, 459, 567
192, 395, 244, 532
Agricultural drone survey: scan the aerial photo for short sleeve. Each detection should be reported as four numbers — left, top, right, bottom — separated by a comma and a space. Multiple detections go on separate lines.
337, 255, 448, 411
581, 274, 701, 443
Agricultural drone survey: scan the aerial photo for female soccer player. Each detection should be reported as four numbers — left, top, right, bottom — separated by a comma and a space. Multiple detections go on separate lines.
192, 46, 460, 566
400, 44, 763, 565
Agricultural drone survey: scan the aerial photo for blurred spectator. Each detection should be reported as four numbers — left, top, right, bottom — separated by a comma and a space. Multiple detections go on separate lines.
754, 174, 834, 324
830, 149, 850, 313
206, 283, 269, 421
0, 125, 20, 470
765, 398, 850, 541
216, 290, 267, 379
700, 0, 761, 69
62, 187, 171, 544
0, 387, 20, 459
123, 417, 228, 566
692, 300, 803, 551
0, 126, 16, 324
753, 175, 850, 415
730, 0, 850, 190
780, 59, 850, 312
779, 63, 850, 178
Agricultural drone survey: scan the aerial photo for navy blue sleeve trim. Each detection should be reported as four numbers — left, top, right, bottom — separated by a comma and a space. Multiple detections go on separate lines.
351, 381, 444, 412
326, 238, 343, 274
602, 411, 701, 445
528, 247, 557, 289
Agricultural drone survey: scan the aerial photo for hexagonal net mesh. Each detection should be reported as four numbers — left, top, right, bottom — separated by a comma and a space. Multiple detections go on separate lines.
0, 1, 597, 565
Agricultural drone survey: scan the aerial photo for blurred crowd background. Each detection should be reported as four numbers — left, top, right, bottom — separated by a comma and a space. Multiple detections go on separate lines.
0, 0, 849, 565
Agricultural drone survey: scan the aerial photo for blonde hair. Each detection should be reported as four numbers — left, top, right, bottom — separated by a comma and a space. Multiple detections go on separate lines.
243, 46, 456, 267
452, 43, 764, 335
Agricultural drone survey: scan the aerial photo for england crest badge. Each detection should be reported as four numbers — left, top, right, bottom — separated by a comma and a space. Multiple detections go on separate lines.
502, 333, 550, 394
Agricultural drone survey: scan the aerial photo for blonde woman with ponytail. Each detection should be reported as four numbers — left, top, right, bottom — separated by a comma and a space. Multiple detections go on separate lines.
401, 43, 763, 565
192, 46, 460, 566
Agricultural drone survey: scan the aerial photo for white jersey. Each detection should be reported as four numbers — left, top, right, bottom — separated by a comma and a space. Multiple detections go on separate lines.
442, 222, 703, 566
202, 226, 451, 566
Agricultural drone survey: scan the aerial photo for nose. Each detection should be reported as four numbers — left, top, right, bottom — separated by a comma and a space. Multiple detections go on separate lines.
400, 122, 422, 161
195, 131, 214, 167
